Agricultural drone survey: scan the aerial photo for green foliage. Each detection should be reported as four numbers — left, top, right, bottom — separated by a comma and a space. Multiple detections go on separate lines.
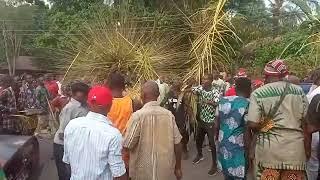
252, 30, 310, 71
0, 2, 46, 62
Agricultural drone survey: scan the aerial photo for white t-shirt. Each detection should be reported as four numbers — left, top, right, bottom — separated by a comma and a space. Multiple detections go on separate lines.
156, 79, 170, 104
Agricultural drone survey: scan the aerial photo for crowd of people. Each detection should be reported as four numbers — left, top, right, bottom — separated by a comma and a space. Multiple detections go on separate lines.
1, 59, 320, 180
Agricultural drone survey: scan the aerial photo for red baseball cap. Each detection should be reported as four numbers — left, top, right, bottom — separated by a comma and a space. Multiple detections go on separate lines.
87, 86, 113, 106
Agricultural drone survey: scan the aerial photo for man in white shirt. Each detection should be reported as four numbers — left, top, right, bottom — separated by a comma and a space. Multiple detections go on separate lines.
156, 76, 170, 105
63, 86, 127, 180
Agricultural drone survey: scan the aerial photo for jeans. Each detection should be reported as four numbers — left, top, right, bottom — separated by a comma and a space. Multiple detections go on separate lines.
196, 121, 216, 165
53, 143, 71, 180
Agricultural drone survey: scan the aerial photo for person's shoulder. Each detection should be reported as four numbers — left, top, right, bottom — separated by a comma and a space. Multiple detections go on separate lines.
251, 83, 274, 95
100, 120, 122, 138
289, 83, 304, 92
136, 105, 173, 116
107, 125, 122, 137
210, 86, 220, 93
65, 116, 86, 130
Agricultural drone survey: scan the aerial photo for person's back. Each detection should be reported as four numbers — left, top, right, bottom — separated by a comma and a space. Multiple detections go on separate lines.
248, 81, 308, 171
124, 101, 181, 180
108, 95, 133, 134
63, 114, 122, 180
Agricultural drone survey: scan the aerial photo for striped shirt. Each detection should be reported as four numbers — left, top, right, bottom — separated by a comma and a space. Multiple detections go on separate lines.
63, 112, 126, 180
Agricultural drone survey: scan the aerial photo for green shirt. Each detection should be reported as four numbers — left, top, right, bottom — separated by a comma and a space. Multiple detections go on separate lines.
0, 168, 6, 180
192, 86, 220, 123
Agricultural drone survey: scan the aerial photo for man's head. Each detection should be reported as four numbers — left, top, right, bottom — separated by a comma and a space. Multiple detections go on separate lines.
264, 59, 288, 84
107, 72, 126, 91
141, 81, 160, 104
61, 84, 71, 97
87, 86, 113, 116
37, 77, 45, 86
286, 75, 300, 85
212, 71, 219, 80
235, 77, 252, 98
220, 72, 227, 81
44, 74, 53, 81
25, 74, 33, 83
201, 74, 213, 89
311, 68, 320, 86
71, 82, 90, 103
0, 75, 13, 88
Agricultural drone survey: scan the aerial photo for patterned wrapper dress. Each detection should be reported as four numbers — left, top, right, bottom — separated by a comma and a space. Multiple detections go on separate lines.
217, 96, 249, 179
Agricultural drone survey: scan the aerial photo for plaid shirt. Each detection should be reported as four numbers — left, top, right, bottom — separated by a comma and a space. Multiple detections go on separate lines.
18, 83, 36, 110
0, 87, 17, 130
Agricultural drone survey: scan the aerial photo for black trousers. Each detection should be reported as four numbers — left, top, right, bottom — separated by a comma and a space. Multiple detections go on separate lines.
196, 121, 216, 165
53, 143, 71, 180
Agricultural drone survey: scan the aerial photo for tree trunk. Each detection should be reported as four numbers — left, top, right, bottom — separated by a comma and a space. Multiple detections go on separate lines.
271, 0, 284, 36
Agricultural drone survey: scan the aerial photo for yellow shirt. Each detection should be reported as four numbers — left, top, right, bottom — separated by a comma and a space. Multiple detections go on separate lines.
108, 95, 133, 134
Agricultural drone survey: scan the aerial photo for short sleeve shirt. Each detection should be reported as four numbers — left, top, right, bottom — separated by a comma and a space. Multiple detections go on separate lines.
192, 86, 220, 123
123, 101, 182, 180
247, 81, 308, 170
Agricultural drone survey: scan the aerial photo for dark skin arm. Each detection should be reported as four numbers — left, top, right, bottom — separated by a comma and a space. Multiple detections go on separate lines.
132, 98, 142, 112
303, 121, 318, 160
174, 142, 183, 180
244, 121, 260, 173
204, 100, 218, 107
214, 115, 220, 140
113, 174, 128, 180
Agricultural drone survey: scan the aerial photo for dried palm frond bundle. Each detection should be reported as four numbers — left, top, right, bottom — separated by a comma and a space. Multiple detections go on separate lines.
184, 0, 240, 82
64, 14, 189, 90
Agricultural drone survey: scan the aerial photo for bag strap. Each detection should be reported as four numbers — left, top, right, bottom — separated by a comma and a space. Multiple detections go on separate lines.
270, 82, 290, 116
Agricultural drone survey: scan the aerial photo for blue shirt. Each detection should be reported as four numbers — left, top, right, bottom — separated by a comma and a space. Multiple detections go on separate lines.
63, 112, 126, 180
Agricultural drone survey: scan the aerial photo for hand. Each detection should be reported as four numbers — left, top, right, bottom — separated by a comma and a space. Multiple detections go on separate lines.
306, 149, 311, 160
204, 100, 217, 106
58, 133, 64, 140
174, 168, 182, 180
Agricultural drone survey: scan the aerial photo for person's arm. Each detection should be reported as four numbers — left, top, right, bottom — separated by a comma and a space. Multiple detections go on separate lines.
108, 133, 127, 180
245, 94, 261, 173
214, 105, 220, 140
303, 122, 312, 160
51, 96, 60, 112
174, 143, 182, 180
123, 113, 141, 150
132, 98, 142, 112
303, 94, 311, 159
172, 115, 183, 180
58, 107, 73, 140
62, 126, 70, 164
214, 115, 220, 140
191, 86, 201, 95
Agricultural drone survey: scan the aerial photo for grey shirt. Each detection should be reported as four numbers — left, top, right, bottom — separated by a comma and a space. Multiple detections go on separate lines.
54, 98, 89, 145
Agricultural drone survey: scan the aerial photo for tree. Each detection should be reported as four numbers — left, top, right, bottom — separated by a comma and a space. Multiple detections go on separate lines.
0, 0, 47, 75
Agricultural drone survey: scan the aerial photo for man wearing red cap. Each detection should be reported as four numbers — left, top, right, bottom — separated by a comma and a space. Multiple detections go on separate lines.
246, 60, 309, 179
63, 86, 127, 180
